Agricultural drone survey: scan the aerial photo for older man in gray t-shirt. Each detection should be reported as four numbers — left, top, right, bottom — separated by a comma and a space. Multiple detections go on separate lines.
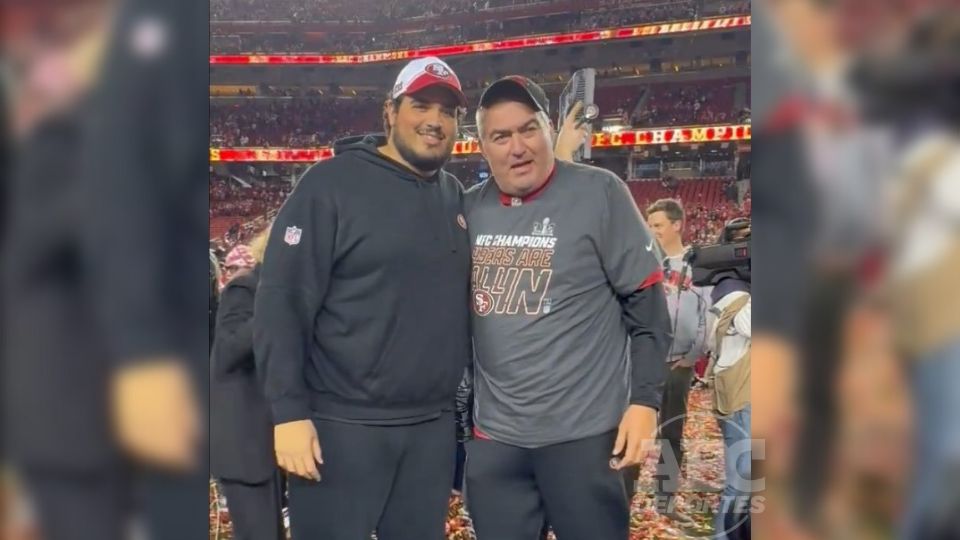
463, 76, 672, 540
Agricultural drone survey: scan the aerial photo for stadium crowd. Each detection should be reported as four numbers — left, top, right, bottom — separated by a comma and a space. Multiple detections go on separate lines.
210, 174, 294, 219
211, 0, 749, 53
634, 80, 742, 126
210, 96, 382, 147
211, 79, 746, 147
210, 170, 749, 261
211, 0, 747, 22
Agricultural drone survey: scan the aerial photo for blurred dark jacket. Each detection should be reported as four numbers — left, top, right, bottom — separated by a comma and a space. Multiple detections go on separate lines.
2, 110, 122, 469
210, 265, 275, 483
3, 0, 209, 473
751, 116, 816, 343
210, 250, 220, 353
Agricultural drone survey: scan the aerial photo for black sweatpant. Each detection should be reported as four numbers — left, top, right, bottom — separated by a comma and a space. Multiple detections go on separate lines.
656, 364, 694, 499
287, 412, 456, 540
218, 470, 285, 540
21, 465, 207, 540
465, 430, 629, 540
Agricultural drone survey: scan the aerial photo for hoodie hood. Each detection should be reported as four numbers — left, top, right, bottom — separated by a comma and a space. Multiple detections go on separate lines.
333, 133, 384, 152
331, 132, 462, 254
333, 132, 442, 183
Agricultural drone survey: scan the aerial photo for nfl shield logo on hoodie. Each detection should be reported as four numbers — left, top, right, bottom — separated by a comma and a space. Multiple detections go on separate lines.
284, 226, 302, 246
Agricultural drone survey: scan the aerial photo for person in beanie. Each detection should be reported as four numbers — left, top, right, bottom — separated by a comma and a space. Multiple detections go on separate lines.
220, 244, 257, 288
253, 56, 471, 540
463, 76, 672, 540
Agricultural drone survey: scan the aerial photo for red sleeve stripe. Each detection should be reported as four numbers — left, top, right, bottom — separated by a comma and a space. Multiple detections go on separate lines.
637, 269, 664, 290
473, 427, 492, 440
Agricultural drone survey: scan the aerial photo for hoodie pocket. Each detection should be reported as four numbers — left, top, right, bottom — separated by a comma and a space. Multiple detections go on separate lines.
363, 318, 400, 384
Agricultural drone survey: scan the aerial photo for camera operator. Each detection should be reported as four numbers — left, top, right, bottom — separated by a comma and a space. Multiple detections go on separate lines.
697, 220, 752, 539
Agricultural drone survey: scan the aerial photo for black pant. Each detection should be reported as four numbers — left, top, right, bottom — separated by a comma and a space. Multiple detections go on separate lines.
218, 470, 285, 540
453, 441, 466, 492
465, 430, 629, 540
656, 364, 694, 500
287, 413, 456, 540
21, 465, 207, 540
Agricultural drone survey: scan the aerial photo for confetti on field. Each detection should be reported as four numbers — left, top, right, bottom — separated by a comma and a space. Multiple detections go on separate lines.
211, 389, 727, 540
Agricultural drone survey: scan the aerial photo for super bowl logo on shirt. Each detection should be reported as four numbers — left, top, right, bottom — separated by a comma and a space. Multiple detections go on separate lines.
531, 217, 555, 236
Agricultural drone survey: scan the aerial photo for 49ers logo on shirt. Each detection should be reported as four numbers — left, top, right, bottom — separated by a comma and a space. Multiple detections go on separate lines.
425, 62, 451, 79
471, 229, 557, 317
473, 290, 495, 317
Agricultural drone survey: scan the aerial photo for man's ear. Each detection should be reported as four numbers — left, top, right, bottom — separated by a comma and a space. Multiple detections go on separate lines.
383, 98, 398, 131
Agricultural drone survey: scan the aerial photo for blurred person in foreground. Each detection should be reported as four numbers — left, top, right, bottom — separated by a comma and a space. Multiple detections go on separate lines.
752, 0, 885, 535
755, 0, 960, 537
641, 198, 710, 527
2, 0, 209, 538
463, 76, 671, 540
253, 56, 472, 540
854, 8, 960, 539
211, 229, 284, 540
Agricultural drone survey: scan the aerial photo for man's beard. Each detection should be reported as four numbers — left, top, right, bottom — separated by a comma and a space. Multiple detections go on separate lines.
392, 128, 453, 173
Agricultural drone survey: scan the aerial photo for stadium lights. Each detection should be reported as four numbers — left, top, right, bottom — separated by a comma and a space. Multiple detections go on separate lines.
210, 124, 751, 162
210, 16, 750, 65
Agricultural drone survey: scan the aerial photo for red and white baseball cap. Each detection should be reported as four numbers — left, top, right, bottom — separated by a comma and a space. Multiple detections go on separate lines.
391, 56, 467, 107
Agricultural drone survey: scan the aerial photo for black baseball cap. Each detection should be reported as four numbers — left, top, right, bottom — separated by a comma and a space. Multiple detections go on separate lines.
478, 75, 550, 116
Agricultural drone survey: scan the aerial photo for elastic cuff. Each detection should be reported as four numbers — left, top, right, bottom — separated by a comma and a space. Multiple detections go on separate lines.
629, 397, 661, 412
270, 397, 312, 425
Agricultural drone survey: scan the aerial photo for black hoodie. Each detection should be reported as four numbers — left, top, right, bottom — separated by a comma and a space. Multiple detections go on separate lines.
253, 135, 472, 425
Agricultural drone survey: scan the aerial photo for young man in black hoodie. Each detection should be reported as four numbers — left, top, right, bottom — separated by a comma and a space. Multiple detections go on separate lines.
253, 56, 471, 540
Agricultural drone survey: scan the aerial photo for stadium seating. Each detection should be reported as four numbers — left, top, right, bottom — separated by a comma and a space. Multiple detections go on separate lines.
211, 172, 748, 252
209, 0, 736, 53
627, 176, 747, 244
210, 79, 746, 148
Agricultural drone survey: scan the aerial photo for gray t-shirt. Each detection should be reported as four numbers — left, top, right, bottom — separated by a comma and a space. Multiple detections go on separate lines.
464, 160, 662, 448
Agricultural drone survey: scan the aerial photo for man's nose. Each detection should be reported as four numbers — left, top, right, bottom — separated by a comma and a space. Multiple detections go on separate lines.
423, 107, 443, 130
508, 134, 527, 157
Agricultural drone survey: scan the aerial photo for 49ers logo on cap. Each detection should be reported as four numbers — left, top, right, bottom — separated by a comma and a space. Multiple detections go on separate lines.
425, 62, 451, 79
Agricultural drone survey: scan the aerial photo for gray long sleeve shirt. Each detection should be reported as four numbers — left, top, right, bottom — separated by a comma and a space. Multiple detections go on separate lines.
662, 252, 711, 364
